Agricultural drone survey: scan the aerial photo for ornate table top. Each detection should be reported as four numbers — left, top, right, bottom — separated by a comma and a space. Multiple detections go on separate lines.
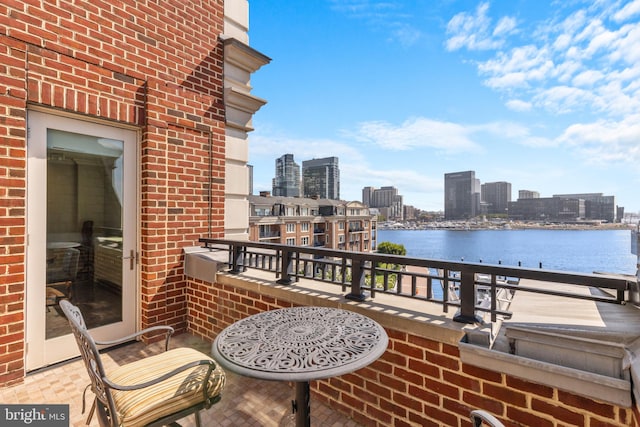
212, 306, 388, 382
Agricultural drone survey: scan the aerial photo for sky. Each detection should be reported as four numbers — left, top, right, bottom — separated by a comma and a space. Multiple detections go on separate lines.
246, 0, 640, 213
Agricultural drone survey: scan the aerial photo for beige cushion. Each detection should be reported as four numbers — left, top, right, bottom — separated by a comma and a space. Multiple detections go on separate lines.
108, 347, 225, 427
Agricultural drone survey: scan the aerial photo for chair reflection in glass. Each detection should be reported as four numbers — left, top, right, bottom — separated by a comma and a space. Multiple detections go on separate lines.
46, 247, 80, 307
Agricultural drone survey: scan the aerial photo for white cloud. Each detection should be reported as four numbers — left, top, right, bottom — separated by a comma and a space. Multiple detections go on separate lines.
533, 86, 599, 114
479, 45, 554, 89
572, 69, 604, 86
445, 2, 515, 51
249, 133, 365, 164
493, 16, 517, 37
329, 0, 422, 47
613, 0, 640, 22
505, 99, 533, 112
350, 117, 479, 152
390, 23, 422, 47
556, 115, 640, 165
456, 0, 640, 129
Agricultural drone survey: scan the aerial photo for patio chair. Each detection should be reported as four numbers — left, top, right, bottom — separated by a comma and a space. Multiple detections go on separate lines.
470, 409, 505, 427
46, 247, 80, 305
59, 300, 226, 427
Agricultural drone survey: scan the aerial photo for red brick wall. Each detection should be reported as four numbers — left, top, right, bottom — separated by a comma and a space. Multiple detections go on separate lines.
0, 0, 225, 385
0, 32, 28, 386
188, 276, 638, 427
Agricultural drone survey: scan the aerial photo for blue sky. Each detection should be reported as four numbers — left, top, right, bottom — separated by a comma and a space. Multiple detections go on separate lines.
246, 0, 640, 213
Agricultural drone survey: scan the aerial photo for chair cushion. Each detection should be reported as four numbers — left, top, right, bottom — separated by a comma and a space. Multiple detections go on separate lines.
108, 347, 225, 427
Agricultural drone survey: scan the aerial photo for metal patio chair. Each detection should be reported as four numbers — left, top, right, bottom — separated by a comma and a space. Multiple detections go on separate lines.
470, 409, 505, 427
60, 300, 225, 427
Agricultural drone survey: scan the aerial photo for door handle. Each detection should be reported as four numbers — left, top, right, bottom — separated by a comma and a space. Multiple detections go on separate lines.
122, 250, 137, 270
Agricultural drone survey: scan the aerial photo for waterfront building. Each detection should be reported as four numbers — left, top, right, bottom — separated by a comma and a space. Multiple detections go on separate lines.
403, 204, 418, 221
248, 194, 377, 252
361, 186, 404, 221
444, 171, 481, 220
481, 181, 512, 215
302, 156, 340, 200
508, 197, 585, 221
272, 154, 301, 197
519, 189, 540, 199
509, 193, 618, 222
554, 193, 617, 222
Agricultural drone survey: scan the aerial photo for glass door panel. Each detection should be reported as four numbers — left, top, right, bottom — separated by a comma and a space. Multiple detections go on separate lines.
27, 111, 137, 370
45, 129, 125, 339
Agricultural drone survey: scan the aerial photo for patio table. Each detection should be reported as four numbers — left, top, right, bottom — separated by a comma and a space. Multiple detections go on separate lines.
212, 306, 388, 427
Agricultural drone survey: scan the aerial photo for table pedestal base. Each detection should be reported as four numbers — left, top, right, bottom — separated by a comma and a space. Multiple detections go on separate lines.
293, 381, 310, 427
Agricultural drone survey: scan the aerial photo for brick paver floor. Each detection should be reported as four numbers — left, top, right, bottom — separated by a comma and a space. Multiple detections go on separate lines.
0, 333, 362, 427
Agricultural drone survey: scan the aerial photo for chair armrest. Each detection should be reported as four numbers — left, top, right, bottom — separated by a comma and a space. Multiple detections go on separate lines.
103, 359, 218, 392
95, 326, 174, 351
470, 409, 504, 427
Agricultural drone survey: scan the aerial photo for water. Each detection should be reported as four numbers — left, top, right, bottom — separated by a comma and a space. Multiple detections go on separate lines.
377, 229, 637, 275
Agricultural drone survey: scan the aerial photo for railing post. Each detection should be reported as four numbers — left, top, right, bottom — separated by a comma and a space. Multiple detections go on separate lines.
345, 257, 367, 301
276, 247, 294, 285
454, 269, 483, 324
229, 243, 244, 274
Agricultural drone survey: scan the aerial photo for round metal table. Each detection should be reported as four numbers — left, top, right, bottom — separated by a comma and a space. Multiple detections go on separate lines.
212, 306, 388, 427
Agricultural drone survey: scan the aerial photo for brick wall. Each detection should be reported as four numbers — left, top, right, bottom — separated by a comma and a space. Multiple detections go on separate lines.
0, 30, 28, 386
0, 0, 225, 385
188, 274, 638, 427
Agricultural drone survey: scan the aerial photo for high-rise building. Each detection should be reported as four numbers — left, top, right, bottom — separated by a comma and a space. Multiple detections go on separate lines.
361, 186, 404, 221
481, 181, 512, 215
519, 190, 540, 199
444, 171, 480, 220
362, 186, 375, 207
302, 157, 340, 200
272, 154, 300, 197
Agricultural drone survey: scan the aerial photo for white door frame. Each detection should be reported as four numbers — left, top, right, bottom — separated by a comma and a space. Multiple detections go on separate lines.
26, 109, 139, 370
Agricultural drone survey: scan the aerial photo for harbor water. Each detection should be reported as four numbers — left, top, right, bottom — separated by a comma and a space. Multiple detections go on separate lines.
377, 229, 637, 275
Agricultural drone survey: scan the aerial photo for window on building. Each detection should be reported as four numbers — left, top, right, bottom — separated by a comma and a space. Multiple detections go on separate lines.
300, 207, 308, 216
286, 207, 296, 216
301, 236, 309, 246
286, 223, 295, 233
338, 235, 344, 243
286, 237, 295, 245
338, 222, 344, 230
301, 222, 309, 232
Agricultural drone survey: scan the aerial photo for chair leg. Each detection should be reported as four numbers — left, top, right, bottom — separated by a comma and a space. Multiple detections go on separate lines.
85, 398, 96, 425
195, 410, 201, 427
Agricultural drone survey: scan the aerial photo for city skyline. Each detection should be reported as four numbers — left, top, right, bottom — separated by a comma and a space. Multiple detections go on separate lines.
263, 153, 626, 216
246, 1, 640, 213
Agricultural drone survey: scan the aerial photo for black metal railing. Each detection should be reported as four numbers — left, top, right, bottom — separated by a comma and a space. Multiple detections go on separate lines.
199, 238, 634, 324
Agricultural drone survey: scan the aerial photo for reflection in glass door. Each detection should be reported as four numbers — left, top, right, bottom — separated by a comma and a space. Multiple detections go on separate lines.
27, 111, 137, 370
45, 129, 125, 339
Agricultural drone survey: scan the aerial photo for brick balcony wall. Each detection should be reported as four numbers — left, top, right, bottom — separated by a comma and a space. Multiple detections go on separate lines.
187, 273, 637, 427
0, 0, 225, 386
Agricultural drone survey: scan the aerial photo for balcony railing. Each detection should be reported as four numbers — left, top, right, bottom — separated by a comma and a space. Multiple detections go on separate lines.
199, 238, 634, 324
259, 231, 280, 239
